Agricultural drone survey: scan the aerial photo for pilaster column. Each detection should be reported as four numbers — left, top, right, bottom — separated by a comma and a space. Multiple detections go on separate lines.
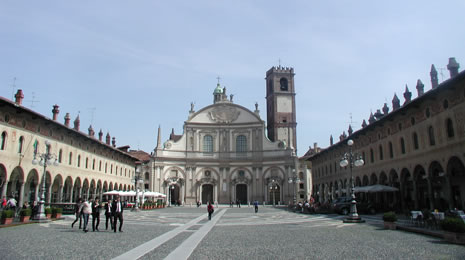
18, 182, 25, 207
69, 185, 74, 203
426, 177, 434, 210
412, 181, 418, 210
1, 181, 8, 198
58, 185, 63, 203
46, 184, 52, 204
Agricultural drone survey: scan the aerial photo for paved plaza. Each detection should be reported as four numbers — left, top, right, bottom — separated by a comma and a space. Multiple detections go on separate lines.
0, 206, 464, 260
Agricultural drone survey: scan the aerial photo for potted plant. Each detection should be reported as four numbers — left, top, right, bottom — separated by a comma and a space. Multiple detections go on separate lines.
441, 217, 465, 244
1, 209, 15, 225
44, 207, 52, 219
19, 208, 32, 223
383, 211, 397, 230
52, 207, 63, 219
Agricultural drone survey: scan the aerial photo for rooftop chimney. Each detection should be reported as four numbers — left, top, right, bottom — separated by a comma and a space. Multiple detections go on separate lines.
14, 89, 24, 105
64, 113, 71, 127
106, 132, 111, 145
98, 129, 103, 141
73, 115, 80, 131
330, 135, 333, 146
88, 125, 95, 137
112, 137, 116, 147
392, 94, 400, 110
403, 85, 412, 104
416, 79, 424, 96
52, 105, 60, 121
447, 57, 460, 78
382, 103, 389, 115
430, 64, 438, 89
348, 125, 353, 135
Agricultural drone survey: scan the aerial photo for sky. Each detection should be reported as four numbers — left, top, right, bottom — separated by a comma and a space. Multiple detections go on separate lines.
1, 1, 464, 156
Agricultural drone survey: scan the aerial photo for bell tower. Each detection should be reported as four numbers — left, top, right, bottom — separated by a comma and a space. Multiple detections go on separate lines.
265, 66, 297, 152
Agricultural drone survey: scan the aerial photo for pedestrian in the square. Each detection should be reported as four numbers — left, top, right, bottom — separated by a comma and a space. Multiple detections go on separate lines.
104, 199, 113, 230
80, 198, 92, 233
7, 196, 17, 211
207, 202, 214, 220
1, 196, 7, 209
112, 196, 124, 232
71, 198, 83, 229
254, 200, 259, 213
92, 198, 101, 232
236, 199, 241, 208
230, 201, 233, 208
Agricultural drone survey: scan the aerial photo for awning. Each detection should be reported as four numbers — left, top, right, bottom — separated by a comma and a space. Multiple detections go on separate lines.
353, 184, 399, 193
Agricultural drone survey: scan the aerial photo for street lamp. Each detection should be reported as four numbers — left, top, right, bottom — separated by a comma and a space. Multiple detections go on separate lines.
32, 140, 59, 221
132, 164, 144, 212
339, 139, 365, 223
288, 170, 300, 206
269, 178, 279, 206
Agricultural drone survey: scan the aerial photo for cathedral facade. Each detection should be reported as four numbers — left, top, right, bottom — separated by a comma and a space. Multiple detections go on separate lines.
144, 67, 306, 205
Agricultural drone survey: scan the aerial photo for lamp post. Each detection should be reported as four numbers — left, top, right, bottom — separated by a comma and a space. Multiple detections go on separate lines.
132, 164, 144, 212
32, 140, 59, 221
270, 178, 279, 206
339, 139, 365, 223
288, 170, 300, 206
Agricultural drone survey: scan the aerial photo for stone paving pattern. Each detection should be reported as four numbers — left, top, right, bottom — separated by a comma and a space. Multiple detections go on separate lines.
0, 206, 464, 260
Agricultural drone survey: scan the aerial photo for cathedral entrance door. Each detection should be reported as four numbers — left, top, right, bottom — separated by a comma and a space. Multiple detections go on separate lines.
236, 184, 247, 204
269, 185, 280, 204
202, 184, 213, 204
170, 185, 180, 205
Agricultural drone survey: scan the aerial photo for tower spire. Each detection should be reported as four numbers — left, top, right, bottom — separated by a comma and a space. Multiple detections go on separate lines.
156, 125, 162, 149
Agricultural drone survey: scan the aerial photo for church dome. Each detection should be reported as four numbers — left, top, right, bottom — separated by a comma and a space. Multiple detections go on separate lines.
213, 83, 223, 94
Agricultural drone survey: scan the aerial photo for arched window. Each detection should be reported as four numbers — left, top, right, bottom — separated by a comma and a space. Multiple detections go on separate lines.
236, 135, 247, 154
446, 118, 455, 138
145, 172, 149, 180
105, 163, 108, 173
379, 145, 383, 160
58, 149, 62, 163
203, 135, 213, 153
69, 152, 73, 165
389, 142, 394, 158
18, 136, 24, 153
85, 157, 88, 169
370, 148, 374, 163
99, 161, 102, 171
111, 164, 113, 174
428, 126, 436, 146
400, 138, 406, 154
77, 155, 81, 167
280, 78, 288, 91
92, 159, 95, 170
0, 132, 6, 150
413, 132, 419, 150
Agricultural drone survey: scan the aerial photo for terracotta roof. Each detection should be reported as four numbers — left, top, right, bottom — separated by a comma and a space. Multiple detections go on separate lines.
128, 150, 151, 162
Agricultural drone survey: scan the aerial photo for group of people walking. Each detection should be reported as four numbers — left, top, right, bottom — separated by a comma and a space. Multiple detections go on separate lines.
71, 196, 124, 233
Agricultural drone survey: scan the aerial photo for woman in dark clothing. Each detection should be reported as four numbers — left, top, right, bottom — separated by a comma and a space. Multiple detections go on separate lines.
207, 202, 214, 220
71, 198, 83, 229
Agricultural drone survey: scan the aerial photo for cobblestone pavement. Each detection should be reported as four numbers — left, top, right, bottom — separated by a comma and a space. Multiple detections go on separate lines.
0, 206, 464, 260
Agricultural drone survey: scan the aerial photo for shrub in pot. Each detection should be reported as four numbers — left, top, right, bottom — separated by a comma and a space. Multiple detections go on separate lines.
1, 209, 15, 225
383, 211, 397, 230
441, 217, 465, 244
52, 207, 63, 218
20, 208, 32, 223
44, 207, 52, 219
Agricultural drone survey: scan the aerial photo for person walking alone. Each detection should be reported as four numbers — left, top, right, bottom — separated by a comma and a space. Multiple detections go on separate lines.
104, 199, 113, 230
207, 202, 214, 220
71, 198, 83, 229
112, 196, 124, 232
92, 198, 101, 232
80, 198, 92, 233
254, 200, 259, 213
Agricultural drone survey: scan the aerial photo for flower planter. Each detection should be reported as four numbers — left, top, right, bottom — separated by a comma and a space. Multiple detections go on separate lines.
46, 214, 52, 219
2, 217, 13, 225
383, 221, 396, 230
20, 216, 30, 223
443, 231, 465, 245
52, 213, 62, 219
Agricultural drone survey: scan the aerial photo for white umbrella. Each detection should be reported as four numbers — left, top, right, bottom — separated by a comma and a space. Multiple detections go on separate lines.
354, 185, 398, 193
103, 190, 120, 195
